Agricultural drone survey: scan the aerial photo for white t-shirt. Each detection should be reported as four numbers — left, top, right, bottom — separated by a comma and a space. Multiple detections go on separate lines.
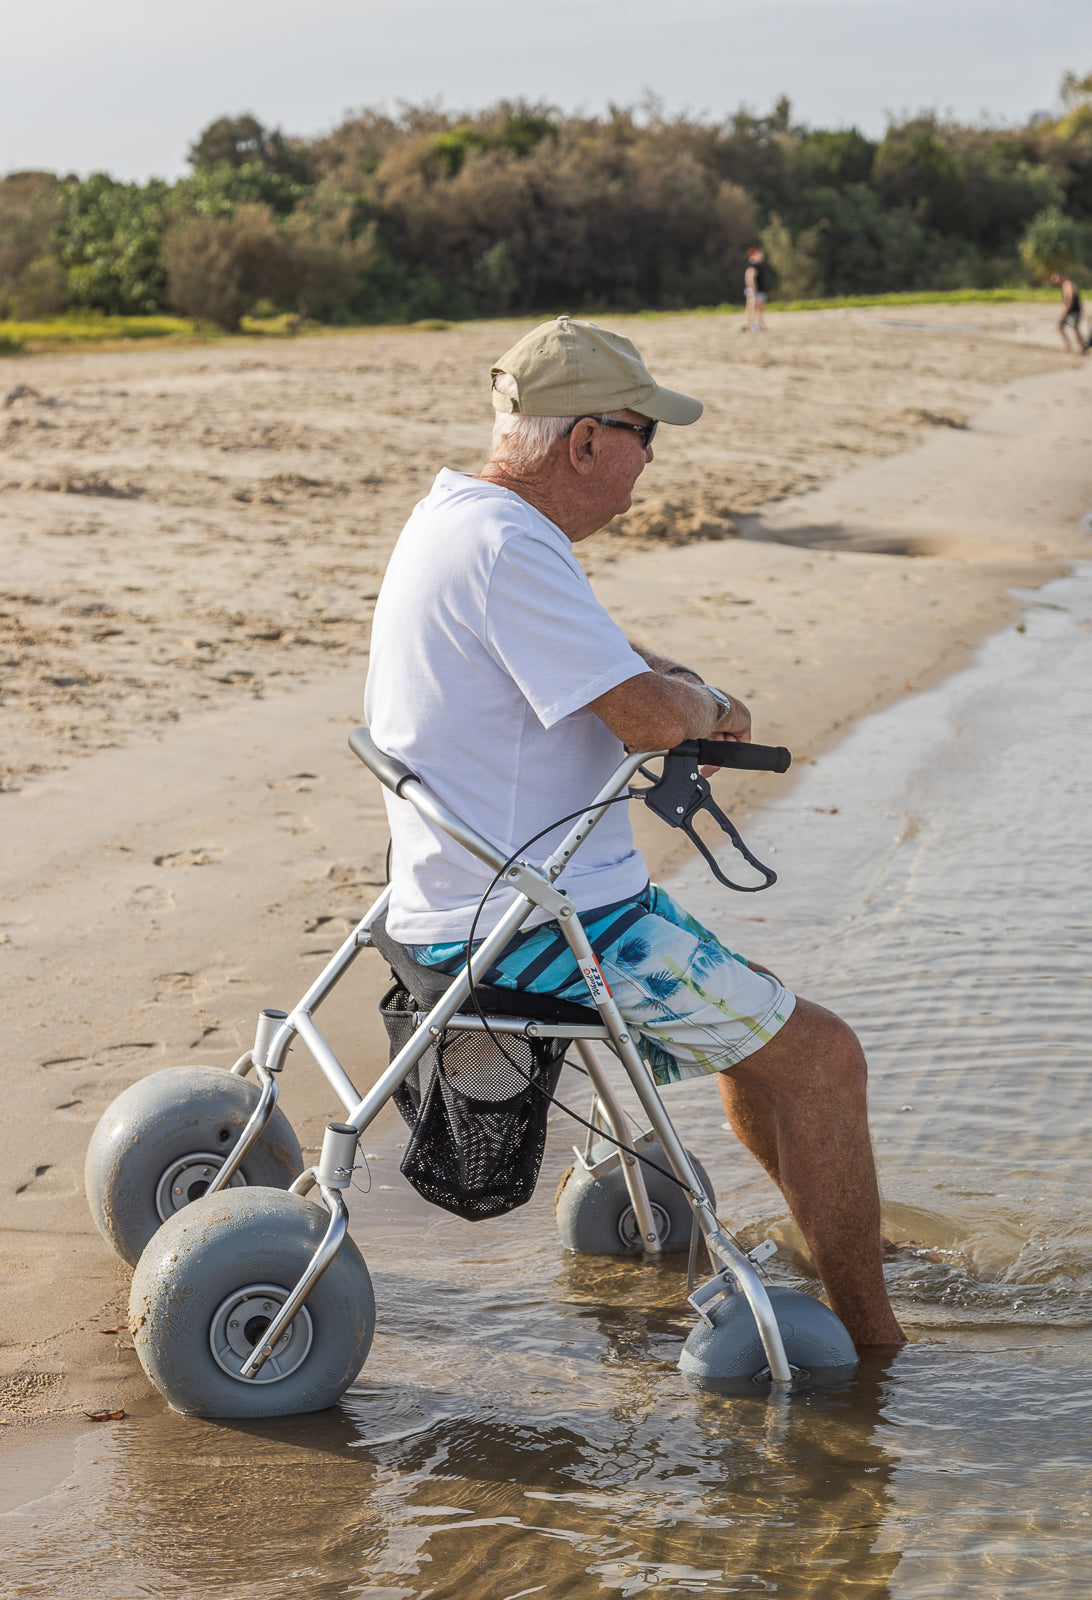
364, 469, 651, 941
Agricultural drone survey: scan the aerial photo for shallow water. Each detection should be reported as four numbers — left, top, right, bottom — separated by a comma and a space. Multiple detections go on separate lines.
5, 563, 1092, 1598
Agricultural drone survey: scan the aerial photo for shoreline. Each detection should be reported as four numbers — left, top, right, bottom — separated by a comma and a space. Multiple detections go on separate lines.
1, 307, 1090, 1441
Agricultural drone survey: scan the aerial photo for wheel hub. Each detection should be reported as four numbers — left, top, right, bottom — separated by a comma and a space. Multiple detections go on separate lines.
209, 1283, 314, 1383
617, 1200, 671, 1249
154, 1152, 246, 1221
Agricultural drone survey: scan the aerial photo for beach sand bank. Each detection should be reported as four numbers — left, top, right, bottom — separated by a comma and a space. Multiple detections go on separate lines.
1, 302, 1090, 1432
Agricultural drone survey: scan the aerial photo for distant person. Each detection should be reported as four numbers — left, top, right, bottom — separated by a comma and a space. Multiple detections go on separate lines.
1050, 273, 1087, 354
742, 247, 768, 333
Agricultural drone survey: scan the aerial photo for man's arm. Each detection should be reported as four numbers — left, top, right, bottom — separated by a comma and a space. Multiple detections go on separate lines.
585, 644, 752, 751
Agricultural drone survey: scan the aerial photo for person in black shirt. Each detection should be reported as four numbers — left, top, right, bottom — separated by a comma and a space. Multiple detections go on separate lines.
1050, 273, 1087, 353
742, 246, 768, 333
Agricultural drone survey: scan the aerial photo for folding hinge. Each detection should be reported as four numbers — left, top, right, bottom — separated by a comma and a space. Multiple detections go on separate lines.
573, 1127, 657, 1179
499, 860, 574, 917
685, 1238, 777, 1326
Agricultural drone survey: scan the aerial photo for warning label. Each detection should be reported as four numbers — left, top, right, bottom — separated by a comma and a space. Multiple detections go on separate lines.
578, 956, 612, 1003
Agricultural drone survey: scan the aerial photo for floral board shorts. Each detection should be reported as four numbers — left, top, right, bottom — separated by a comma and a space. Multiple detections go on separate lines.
408, 883, 795, 1086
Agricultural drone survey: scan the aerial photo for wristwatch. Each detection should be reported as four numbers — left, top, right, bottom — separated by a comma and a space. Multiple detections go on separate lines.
704, 685, 733, 723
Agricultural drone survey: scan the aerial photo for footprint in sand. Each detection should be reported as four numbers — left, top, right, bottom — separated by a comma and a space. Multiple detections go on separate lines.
267, 772, 324, 792
41, 1041, 160, 1075
14, 1162, 79, 1199
154, 965, 260, 1003
322, 860, 387, 888
53, 1098, 92, 1121
152, 847, 225, 867
188, 1023, 245, 1054
128, 883, 175, 912
92, 1042, 163, 1068
153, 970, 199, 994
275, 811, 317, 835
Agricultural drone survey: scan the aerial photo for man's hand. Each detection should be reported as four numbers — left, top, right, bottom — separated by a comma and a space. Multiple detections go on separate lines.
699, 697, 752, 774
704, 696, 752, 743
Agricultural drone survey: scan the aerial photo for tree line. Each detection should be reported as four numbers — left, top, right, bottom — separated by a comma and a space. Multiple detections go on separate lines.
2, 76, 1091, 331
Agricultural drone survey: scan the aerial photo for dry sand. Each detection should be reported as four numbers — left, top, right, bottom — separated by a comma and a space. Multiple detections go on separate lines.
1, 301, 1090, 1431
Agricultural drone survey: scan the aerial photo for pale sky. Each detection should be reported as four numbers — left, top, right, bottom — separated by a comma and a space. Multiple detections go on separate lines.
4, 0, 1091, 183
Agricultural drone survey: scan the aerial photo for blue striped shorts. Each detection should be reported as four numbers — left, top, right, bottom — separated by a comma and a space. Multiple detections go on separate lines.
408, 883, 795, 1086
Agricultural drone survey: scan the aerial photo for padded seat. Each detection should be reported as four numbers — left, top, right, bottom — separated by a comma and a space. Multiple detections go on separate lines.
369, 908, 601, 1028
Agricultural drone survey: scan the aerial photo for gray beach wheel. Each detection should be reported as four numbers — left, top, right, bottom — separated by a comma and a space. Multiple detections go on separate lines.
555, 1139, 715, 1255
85, 1065, 304, 1266
129, 1186, 375, 1418
679, 1286, 857, 1394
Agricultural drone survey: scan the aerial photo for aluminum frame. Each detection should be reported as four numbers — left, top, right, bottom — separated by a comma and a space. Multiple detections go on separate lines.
222, 732, 793, 1386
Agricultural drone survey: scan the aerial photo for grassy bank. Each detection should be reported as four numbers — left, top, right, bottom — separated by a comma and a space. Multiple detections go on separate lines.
0, 311, 312, 355
638, 286, 1058, 321
768, 286, 1057, 312
0, 314, 194, 353
0, 289, 1060, 357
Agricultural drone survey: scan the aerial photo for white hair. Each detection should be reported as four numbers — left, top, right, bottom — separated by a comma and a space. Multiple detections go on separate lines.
488, 372, 622, 472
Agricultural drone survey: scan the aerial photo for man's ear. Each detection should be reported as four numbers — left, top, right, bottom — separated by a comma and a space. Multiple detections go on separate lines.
566, 418, 599, 476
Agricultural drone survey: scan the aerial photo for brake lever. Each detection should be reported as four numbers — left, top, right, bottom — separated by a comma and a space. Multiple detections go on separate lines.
634, 754, 777, 892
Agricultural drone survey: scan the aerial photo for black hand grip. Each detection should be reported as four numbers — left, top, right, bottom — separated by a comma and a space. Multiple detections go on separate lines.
348, 726, 420, 794
674, 739, 792, 773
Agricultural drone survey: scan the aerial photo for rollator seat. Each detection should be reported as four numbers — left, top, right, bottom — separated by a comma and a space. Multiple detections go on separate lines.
369, 908, 601, 1027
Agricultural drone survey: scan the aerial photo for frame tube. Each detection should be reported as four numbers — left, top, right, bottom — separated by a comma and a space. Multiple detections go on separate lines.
574, 1039, 661, 1255
204, 1063, 279, 1197
238, 1183, 349, 1379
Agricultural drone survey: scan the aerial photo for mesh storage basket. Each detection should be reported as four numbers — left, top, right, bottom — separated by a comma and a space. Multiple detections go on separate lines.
380, 981, 568, 1221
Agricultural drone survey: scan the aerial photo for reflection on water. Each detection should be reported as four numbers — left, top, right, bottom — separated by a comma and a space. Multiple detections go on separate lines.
5, 564, 1092, 1598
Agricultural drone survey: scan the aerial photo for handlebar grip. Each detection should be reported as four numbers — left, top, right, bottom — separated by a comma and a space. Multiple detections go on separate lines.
677, 740, 792, 773
348, 726, 420, 794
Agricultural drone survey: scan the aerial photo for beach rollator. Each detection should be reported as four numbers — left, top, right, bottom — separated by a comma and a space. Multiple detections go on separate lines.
86, 730, 856, 1417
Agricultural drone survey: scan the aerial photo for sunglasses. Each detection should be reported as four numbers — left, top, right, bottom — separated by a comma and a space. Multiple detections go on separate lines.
563, 415, 658, 449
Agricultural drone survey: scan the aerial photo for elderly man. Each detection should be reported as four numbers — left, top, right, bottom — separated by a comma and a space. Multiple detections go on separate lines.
364, 316, 905, 1349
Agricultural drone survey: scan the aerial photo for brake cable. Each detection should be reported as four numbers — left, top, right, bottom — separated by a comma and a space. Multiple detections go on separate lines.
447, 752, 781, 1194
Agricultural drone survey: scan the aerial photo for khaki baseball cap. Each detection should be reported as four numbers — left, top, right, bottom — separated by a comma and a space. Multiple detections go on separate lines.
491, 315, 703, 425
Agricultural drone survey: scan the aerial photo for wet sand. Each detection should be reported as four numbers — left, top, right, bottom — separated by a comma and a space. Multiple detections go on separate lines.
1, 301, 1091, 1449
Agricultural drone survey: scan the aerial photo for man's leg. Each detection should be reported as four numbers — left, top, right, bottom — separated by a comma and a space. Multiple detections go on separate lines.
718, 996, 906, 1349
524, 883, 905, 1349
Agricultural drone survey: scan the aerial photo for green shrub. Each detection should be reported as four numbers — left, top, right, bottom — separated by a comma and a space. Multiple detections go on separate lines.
760, 212, 825, 298
873, 119, 967, 235
472, 239, 518, 312
59, 174, 170, 314
164, 201, 373, 328
1019, 205, 1090, 279
0, 172, 66, 319
164, 205, 288, 330
792, 128, 876, 188
188, 114, 313, 183
174, 161, 309, 220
